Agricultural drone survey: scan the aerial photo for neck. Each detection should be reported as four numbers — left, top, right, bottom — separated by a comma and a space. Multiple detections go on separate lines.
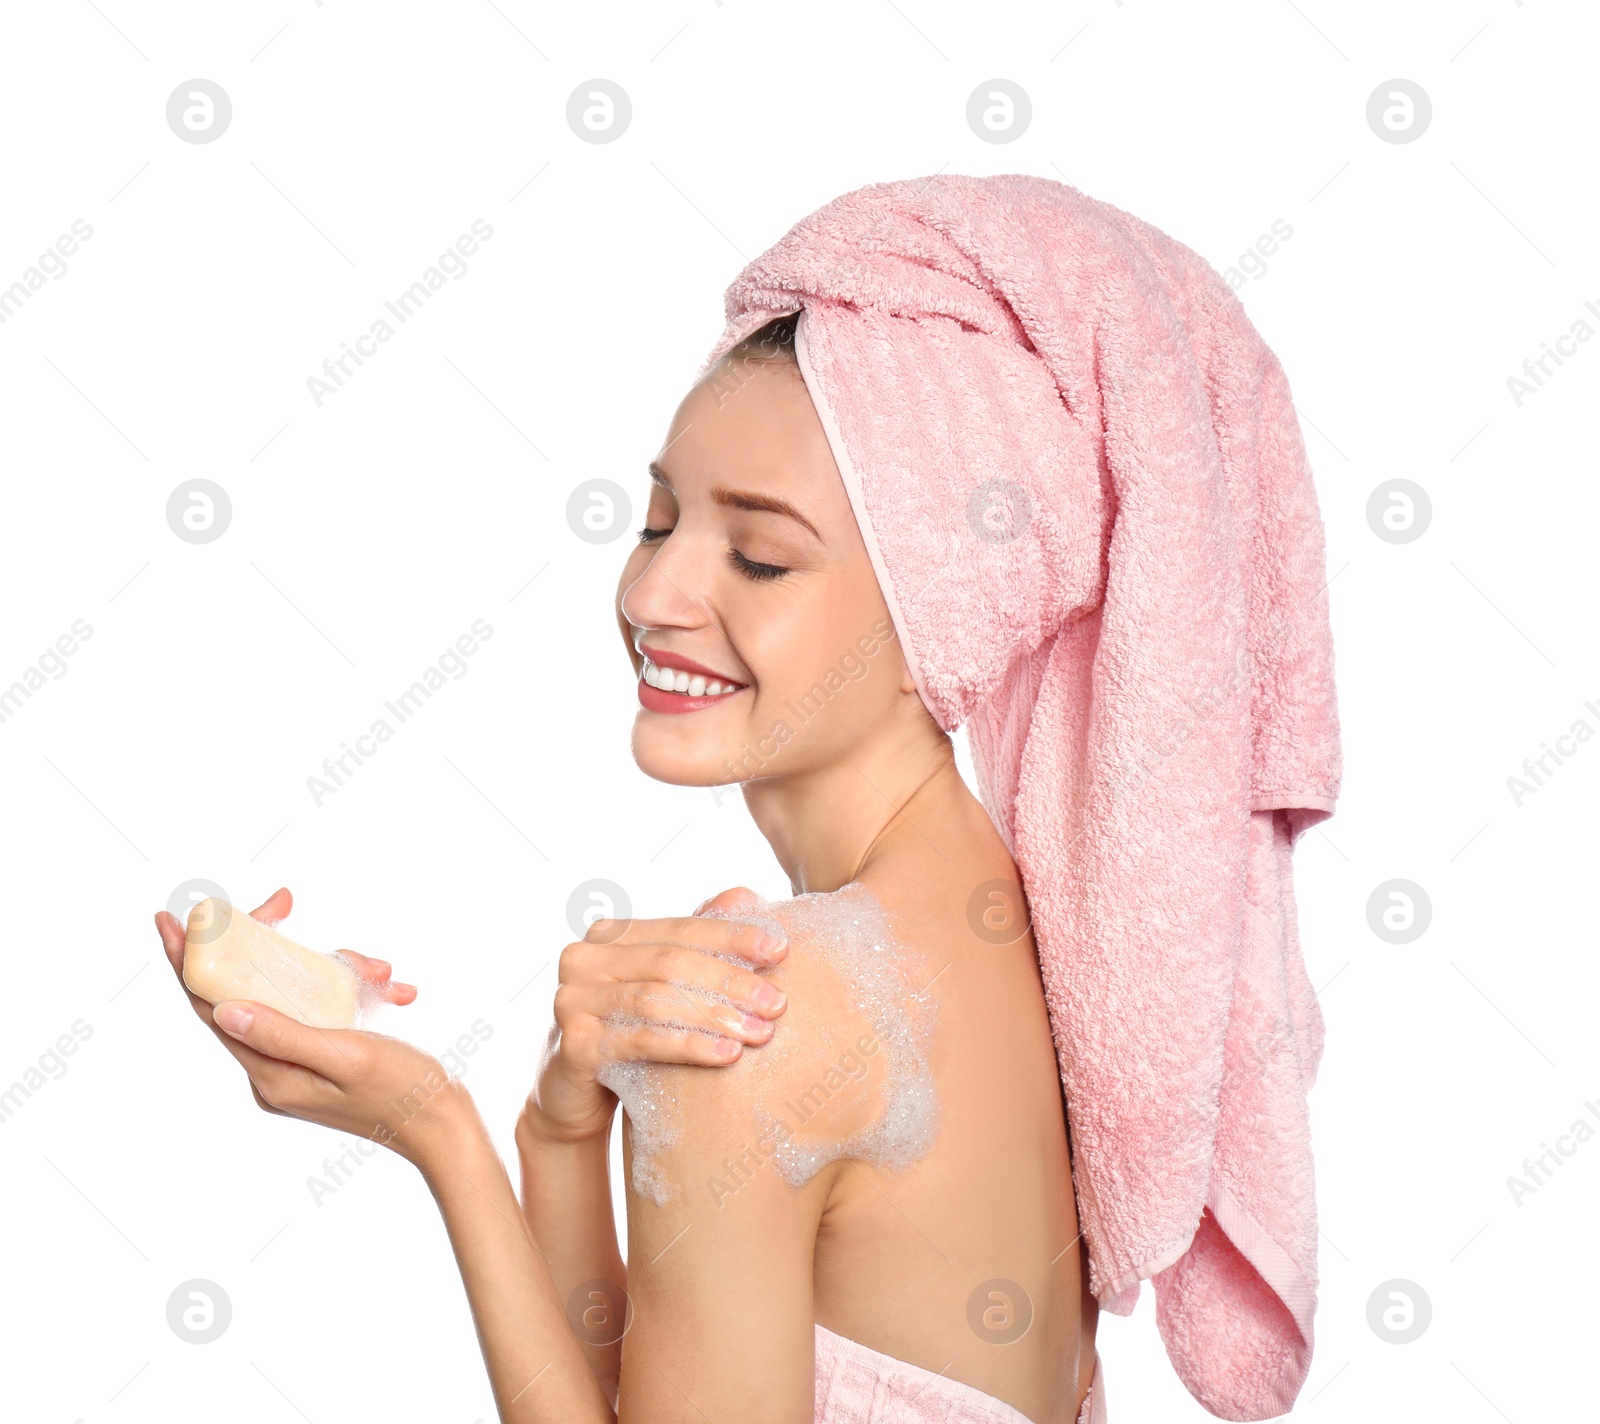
741, 710, 965, 895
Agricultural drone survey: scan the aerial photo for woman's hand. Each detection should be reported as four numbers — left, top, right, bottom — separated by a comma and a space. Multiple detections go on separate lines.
521, 887, 790, 1146
154, 888, 465, 1170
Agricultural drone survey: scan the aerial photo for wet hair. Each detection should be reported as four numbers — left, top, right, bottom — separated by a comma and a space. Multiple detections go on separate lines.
723, 311, 799, 368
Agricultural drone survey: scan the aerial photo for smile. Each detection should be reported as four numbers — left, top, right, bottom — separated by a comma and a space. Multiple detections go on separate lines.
641, 659, 743, 697
636, 653, 748, 714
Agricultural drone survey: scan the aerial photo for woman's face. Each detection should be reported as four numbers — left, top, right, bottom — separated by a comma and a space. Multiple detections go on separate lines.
615, 353, 913, 788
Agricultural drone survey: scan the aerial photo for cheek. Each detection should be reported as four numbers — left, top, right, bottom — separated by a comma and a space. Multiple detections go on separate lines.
734, 594, 830, 696
734, 578, 898, 732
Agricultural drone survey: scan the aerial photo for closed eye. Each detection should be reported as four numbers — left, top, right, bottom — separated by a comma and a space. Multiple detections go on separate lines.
729, 548, 789, 582
637, 526, 672, 543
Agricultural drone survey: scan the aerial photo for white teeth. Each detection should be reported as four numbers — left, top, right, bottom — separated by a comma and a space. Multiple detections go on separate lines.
640, 659, 741, 696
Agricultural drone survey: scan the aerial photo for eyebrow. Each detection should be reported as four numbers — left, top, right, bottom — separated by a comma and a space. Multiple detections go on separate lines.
647, 462, 821, 540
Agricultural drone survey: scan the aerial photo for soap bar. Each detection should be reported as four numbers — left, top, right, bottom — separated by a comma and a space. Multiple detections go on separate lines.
183, 898, 362, 1029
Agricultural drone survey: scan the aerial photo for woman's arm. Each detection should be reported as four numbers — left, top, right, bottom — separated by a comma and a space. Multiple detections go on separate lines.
157, 888, 804, 1422
157, 900, 611, 1421
424, 1109, 617, 1422
193, 992, 829, 1423
512, 891, 791, 1398
514, 1113, 627, 1403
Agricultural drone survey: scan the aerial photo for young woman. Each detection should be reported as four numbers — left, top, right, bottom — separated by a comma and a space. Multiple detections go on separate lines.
154, 315, 1099, 1423
155, 172, 1338, 1424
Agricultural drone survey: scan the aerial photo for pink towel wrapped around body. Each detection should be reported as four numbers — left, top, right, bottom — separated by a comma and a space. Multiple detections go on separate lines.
699, 174, 1341, 1421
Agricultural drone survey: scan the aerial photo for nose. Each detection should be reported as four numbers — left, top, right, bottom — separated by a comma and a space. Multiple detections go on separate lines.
618, 536, 711, 639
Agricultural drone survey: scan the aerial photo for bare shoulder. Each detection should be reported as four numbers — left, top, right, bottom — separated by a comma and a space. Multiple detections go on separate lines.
614, 882, 943, 1218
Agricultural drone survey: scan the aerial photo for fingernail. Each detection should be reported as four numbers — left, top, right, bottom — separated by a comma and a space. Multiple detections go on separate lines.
714, 1037, 741, 1060
740, 1013, 770, 1038
755, 931, 787, 958
214, 1003, 253, 1035
370, 958, 391, 970
753, 984, 785, 1013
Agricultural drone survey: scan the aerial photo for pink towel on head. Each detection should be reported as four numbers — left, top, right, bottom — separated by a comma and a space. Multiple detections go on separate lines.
699, 175, 1341, 1421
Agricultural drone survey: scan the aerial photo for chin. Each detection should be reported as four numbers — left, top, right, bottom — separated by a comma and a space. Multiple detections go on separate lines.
629, 721, 742, 788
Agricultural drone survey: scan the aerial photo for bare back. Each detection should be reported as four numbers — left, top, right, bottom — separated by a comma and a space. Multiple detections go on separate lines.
615, 796, 1094, 1423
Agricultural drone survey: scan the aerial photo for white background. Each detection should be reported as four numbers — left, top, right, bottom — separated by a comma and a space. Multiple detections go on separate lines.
1, 2, 1595, 1421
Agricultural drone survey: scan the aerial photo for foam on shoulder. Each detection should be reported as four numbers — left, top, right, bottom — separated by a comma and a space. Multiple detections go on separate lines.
598, 882, 939, 1204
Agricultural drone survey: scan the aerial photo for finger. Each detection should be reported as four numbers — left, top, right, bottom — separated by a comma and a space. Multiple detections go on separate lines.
574, 941, 787, 1019
599, 980, 774, 1045
600, 1020, 743, 1067
155, 910, 186, 973
211, 1000, 355, 1081
696, 885, 764, 916
249, 887, 293, 923
587, 911, 787, 966
325, 950, 415, 1007
338, 950, 393, 984
154, 915, 322, 1096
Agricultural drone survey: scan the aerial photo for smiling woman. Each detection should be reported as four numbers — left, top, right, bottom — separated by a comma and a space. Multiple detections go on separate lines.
613, 317, 926, 808
158, 172, 1341, 1424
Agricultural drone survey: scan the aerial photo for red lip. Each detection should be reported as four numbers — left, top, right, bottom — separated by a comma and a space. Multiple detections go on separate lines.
637, 679, 744, 715
638, 644, 747, 687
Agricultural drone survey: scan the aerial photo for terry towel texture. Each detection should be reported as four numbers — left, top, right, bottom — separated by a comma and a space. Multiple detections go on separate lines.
813, 1324, 1107, 1424
699, 175, 1342, 1420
